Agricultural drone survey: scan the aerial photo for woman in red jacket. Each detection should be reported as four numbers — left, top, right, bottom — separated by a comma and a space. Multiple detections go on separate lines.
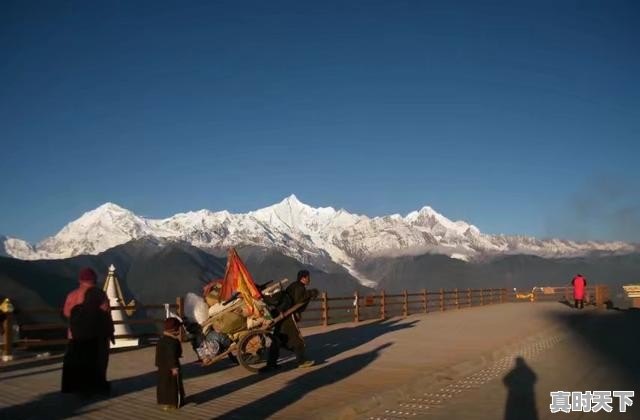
571, 274, 587, 309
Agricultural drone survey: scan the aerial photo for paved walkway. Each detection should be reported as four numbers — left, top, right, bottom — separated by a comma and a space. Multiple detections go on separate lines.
1, 303, 636, 419
364, 307, 640, 420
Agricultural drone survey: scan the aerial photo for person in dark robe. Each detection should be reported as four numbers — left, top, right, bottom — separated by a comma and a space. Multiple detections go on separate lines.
156, 317, 185, 410
263, 270, 319, 371
61, 281, 114, 395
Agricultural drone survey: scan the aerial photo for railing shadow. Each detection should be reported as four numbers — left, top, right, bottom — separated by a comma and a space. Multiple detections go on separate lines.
187, 318, 417, 407
0, 353, 64, 374
221, 342, 393, 419
306, 318, 419, 365
0, 357, 227, 420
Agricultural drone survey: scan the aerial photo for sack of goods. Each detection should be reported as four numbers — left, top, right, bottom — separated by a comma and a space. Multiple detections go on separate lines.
211, 310, 247, 335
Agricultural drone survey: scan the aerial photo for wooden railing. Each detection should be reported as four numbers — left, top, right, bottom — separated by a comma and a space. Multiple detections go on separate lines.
296, 288, 508, 328
1, 299, 182, 360
526, 285, 607, 305
1, 285, 609, 360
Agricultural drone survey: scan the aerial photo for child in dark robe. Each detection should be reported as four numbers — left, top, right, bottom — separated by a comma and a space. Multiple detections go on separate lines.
155, 317, 185, 410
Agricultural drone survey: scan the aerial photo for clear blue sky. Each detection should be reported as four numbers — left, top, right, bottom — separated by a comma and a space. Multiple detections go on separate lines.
1, 1, 639, 243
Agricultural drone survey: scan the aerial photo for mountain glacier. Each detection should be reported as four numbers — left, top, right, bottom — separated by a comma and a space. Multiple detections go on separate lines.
2, 195, 637, 286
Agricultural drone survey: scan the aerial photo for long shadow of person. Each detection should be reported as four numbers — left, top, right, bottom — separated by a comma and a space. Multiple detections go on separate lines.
503, 356, 538, 420
218, 342, 393, 419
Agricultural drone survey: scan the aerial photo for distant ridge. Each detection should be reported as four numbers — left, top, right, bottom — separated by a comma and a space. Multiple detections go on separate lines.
2, 195, 638, 286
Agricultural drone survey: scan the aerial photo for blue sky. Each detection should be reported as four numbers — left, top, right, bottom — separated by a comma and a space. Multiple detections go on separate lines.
1, 1, 639, 243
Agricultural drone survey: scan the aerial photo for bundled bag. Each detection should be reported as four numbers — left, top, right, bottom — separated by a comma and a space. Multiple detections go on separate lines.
184, 293, 210, 325
211, 310, 246, 335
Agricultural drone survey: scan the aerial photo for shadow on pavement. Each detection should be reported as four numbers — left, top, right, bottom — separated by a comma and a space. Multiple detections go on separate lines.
553, 308, 640, 390
0, 358, 222, 420
221, 343, 393, 419
187, 318, 416, 409
503, 356, 538, 420
0, 318, 416, 419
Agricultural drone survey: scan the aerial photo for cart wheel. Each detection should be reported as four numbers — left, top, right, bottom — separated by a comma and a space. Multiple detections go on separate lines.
237, 330, 272, 373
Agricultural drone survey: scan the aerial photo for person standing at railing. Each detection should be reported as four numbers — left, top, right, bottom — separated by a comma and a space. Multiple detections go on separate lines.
61, 267, 113, 395
571, 273, 587, 309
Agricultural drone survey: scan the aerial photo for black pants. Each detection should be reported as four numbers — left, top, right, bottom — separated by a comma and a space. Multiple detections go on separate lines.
574, 299, 584, 309
267, 316, 306, 366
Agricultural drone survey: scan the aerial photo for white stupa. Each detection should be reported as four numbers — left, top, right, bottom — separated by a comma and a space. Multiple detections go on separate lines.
103, 264, 139, 348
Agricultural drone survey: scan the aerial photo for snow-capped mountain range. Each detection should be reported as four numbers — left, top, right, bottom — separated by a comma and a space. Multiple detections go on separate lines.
2, 195, 637, 286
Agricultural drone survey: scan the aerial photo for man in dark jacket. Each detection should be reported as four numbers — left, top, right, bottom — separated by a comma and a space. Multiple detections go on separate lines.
262, 270, 318, 371
286, 270, 319, 321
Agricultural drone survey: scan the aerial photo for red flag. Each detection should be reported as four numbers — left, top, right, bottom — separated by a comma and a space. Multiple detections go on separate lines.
220, 248, 262, 314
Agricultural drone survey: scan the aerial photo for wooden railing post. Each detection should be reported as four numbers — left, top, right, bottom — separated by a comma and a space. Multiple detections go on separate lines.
321, 291, 329, 326
2, 312, 13, 361
499, 288, 504, 304
489, 289, 493, 305
454, 288, 459, 309
176, 296, 185, 341
595, 285, 605, 309
380, 290, 386, 320
402, 290, 409, 317
439, 288, 445, 312
467, 288, 472, 307
480, 289, 485, 306
354, 291, 360, 322
423, 289, 428, 313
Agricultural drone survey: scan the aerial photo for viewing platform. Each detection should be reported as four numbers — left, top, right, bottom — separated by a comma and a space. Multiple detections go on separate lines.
2, 296, 638, 419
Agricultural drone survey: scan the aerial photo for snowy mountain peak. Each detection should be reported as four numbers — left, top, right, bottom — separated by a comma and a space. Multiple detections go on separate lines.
283, 193, 301, 205
92, 202, 131, 214
65, 202, 144, 231
250, 195, 339, 232
257, 194, 311, 213
405, 205, 441, 221
1, 236, 35, 259
405, 206, 477, 236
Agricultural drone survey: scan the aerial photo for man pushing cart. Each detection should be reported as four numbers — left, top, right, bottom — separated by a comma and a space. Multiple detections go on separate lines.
182, 248, 318, 373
